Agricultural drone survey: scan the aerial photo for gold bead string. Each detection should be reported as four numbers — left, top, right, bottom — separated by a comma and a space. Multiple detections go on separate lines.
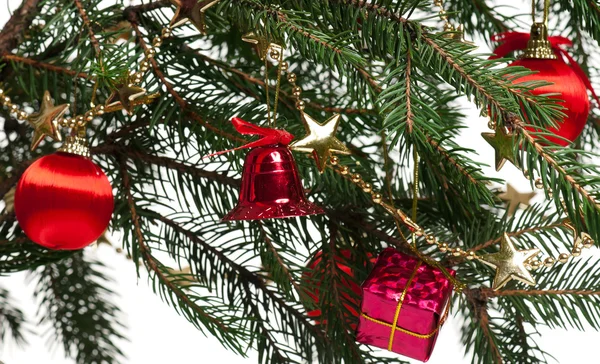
0, 88, 157, 130
433, 0, 454, 32
129, 27, 171, 85
328, 155, 467, 291
262, 45, 306, 112
328, 155, 595, 273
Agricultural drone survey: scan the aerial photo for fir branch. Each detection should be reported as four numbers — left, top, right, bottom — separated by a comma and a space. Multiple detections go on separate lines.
95, 144, 239, 187
32, 252, 125, 364
73, 0, 101, 54
427, 137, 479, 186
0, 0, 42, 54
471, 222, 565, 253
0, 287, 27, 347
486, 289, 600, 297
119, 160, 246, 354
130, 22, 247, 143
1, 53, 93, 80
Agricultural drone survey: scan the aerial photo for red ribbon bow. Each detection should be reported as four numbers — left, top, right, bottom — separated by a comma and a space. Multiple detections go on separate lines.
204, 117, 294, 159
491, 31, 599, 105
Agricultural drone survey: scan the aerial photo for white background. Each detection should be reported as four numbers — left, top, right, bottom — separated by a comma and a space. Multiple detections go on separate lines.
0, 1, 598, 363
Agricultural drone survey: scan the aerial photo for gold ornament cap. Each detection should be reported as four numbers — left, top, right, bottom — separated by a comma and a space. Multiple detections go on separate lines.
520, 23, 557, 60
58, 134, 90, 158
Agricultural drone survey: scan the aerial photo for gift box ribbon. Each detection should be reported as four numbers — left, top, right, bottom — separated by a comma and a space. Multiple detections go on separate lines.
360, 261, 451, 350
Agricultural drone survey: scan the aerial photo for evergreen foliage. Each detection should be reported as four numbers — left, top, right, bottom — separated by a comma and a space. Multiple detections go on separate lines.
0, 0, 599, 363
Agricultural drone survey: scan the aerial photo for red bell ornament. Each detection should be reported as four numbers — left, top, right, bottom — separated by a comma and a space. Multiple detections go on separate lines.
221, 117, 323, 221
14, 136, 113, 250
492, 24, 598, 146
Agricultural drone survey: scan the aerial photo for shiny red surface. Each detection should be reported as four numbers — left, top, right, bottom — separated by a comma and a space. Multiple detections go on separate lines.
14, 152, 114, 250
356, 248, 455, 362
303, 250, 375, 330
222, 144, 323, 221
510, 58, 590, 146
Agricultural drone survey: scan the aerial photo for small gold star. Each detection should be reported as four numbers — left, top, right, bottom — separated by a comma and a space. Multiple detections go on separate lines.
242, 32, 282, 60
27, 91, 68, 150
106, 82, 146, 115
290, 112, 350, 173
498, 184, 536, 215
479, 233, 540, 290
482, 126, 517, 171
169, 0, 220, 34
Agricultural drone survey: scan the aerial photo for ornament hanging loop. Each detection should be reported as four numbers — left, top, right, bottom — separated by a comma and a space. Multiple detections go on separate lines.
523, 0, 556, 59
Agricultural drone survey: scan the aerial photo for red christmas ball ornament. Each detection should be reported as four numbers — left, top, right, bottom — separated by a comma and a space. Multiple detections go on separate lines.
492, 29, 598, 146
303, 249, 375, 330
507, 58, 589, 146
15, 152, 114, 250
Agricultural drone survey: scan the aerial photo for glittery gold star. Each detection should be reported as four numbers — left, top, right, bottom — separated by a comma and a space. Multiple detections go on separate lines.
169, 0, 220, 34
479, 233, 540, 290
27, 91, 68, 150
106, 82, 146, 115
481, 126, 517, 171
242, 32, 282, 60
290, 112, 350, 173
498, 184, 536, 215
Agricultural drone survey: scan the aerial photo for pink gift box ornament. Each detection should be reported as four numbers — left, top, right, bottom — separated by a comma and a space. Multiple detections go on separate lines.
356, 247, 455, 362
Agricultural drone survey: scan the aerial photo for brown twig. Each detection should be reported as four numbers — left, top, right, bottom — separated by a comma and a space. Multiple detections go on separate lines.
465, 288, 503, 363
0, 0, 42, 55
73, 0, 101, 55
123, 0, 170, 21
1, 53, 93, 80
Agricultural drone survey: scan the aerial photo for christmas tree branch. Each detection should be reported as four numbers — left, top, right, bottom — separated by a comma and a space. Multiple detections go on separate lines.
188, 49, 373, 115
485, 289, 600, 297
154, 214, 325, 338
1, 54, 93, 80
130, 22, 247, 143
257, 221, 305, 300
73, 0, 101, 55
470, 221, 565, 252
0, 0, 42, 55
95, 144, 240, 187
123, 0, 169, 20
32, 252, 125, 364
427, 137, 479, 186
0, 287, 27, 347
119, 160, 246, 353
464, 289, 504, 363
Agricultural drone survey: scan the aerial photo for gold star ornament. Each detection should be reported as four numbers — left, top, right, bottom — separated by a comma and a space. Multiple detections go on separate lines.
290, 112, 351, 173
169, 0, 220, 34
479, 233, 540, 290
106, 82, 146, 115
27, 91, 69, 150
498, 184, 536, 215
481, 126, 517, 171
242, 32, 282, 60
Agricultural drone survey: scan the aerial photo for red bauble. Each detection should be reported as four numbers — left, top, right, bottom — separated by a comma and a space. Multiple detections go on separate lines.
509, 58, 590, 146
222, 144, 323, 221
303, 249, 375, 330
15, 152, 114, 250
